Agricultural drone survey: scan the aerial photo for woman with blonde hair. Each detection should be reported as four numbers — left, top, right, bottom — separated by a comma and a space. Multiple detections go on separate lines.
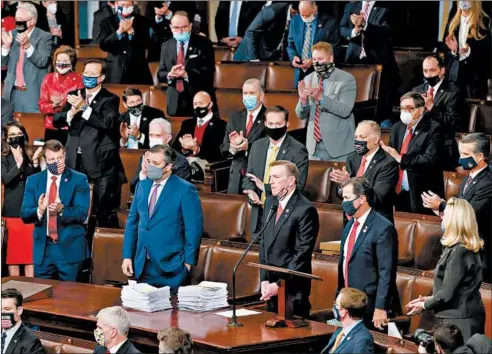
406, 198, 485, 341
443, 0, 491, 98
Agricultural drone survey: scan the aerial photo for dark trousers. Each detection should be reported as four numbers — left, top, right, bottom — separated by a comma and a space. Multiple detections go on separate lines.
34, 239, 84, 281
394, 190, 412, 213
44, 128, 68, 147
75, 154, 121, 228
138, 257, 191, 294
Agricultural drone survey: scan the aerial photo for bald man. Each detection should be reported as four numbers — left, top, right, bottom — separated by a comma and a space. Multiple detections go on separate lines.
329, 120, 398, 223
172, 91, 226, 163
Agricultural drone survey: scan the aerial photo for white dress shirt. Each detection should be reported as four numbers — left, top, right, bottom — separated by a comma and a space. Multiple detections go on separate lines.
264, 134, 286, 175
428, 79, 443, 99
37, 170, 62, 235
279, 188, 296, 211
2, 321, 21, 354
401, 116, 424, 192
343, 207, 371, 279
1, 28, 36, 86
120, 113, 146, 149
351, 1, 376, 37
66, 87, 102, 125
229, 104, 264, 156
229, 1, 243, 37
469, 165, 488, 180
147, 176, 170, 207
457, 15, 471, 61
342, 320, 363, 337
361, 147, 379, 174
108, 339, 127, 354
197, 111, 213, 126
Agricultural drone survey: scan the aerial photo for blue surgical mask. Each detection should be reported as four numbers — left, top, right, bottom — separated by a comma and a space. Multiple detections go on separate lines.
147, 164, 164, 181
332, 304, 341, 321
47, 161, 62, 175
173, 31, 191, 43
243, 95, 258, 111
82, 75, 100, 89
458, 156, 478, 170
342, 198, 359, 217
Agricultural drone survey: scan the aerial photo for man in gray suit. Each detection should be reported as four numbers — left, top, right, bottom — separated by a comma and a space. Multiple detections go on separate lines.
1, 2, 52, 113
242, 105, 308, 233
295, 41, 356, 162
1, 98, 14, 125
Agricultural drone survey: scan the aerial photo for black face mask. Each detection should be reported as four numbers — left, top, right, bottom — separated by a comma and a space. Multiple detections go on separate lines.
354, 140, 369, 155
8, 135, 25, 148
313, 62, 335, 79
128, 103, 144, 116
424, 75, 441, 87
15, 21, 28, 33
265, 125, 287, 141
194, 105, 210, 119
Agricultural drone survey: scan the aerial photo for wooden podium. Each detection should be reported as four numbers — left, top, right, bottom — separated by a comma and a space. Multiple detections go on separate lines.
248, 262, 322, 329
1, 280, 53, 302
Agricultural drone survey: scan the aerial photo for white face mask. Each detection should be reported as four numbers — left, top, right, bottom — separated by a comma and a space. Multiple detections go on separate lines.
119, 6, 134, 17
459, 1, 472, 11
47, 3, 57, 14
149, 137, 163, 148
56, 66, 71, 75
400, 111, 413, 125
301, 15, 315, 24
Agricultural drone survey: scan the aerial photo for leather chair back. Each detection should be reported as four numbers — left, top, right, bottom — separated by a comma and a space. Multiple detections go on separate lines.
105, 84, 150, 113
381, 129, 391, 145
476, 103, 492, 135
465, 101, 481, 133
149, 62, 160, 86
91, 228, 126, 285
413, 218, 443, 270
443, 171, 465, 201
75, 45, 107, 59
119, 149, 145, 214
214, 62, 267, 90
394, 213, 417, 267
148, 87, 168, 115
341, 64, 381, 102
214, 46, 233, 62
304, 161, 333, 203
165, 116, 187, 145
15, 113, 45, 142
266, 64, 296, 91
263, 92, 305, 130
310, 255, 340, 312
191, 242, 214, 285
216, 89, 245, 119
480, 284, 492, 338
313, 203, 344, 252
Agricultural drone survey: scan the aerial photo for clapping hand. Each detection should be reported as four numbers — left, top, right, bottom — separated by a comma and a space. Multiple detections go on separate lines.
129, 124, 140, 139
118, 17, 134, 35
169, 64, 185, 78
38, 193, 49, 215
50, 26, 62, 37
422, 92, 434, 110
406, 296, 429, 316
445, 35, 458, 53
1, 29, 13, 49
67, 90, 84, 114
12, 146, 24, 168
16, 32, 30, 49
179, 134, 197, 151
120, 122, 130, 143
460, 43, 469, 55
141, 151, 149, 176
246, 173, 265, 192
32, 147, 42, 166
329, 166, 350, 184
48, 197, 63, 214
298, 81, 309, 102
421, 191, 442, 210
51, 94, 63, 108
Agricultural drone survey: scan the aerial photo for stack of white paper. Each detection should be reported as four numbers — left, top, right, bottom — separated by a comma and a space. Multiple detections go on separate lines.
178, 281, 229, 312
121, 281, 172, 312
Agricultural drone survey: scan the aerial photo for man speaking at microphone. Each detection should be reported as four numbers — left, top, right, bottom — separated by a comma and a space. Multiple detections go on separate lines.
259, 160, 319, 318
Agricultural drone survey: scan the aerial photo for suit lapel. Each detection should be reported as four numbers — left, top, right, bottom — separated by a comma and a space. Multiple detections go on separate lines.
364, 148, 384, 178
185, 37, 196, 65
141, 180, 152, 224
349, 209, 376, 263
257, 138, 270, 179
335, 322, 364, 353
269, 192, 299, 251
149, 175, 178, 222
6, 324, 24, 354
462, 168, 487, 198
275, 135, 291, 161
433, 87, 446, 107
408, 117, 429, 151
58, 169, 72, 207
247, 106, 266, 139
323, 328, 340, 353
170, 38, 178, 65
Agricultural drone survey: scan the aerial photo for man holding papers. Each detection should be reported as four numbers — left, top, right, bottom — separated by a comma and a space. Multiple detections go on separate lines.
122, 144, 203, 292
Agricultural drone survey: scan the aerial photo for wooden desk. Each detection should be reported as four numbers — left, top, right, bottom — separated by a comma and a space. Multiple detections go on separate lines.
2, 277, 335, 352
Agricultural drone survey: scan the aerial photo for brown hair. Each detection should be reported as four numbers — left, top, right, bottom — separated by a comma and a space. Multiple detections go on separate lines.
448, 0, 490, 41
265, 105, 289, 122
157, 328, 193, 353
43, 139, 65, 154
84, 59, 107, 76
2, 121, 34, 159
171, 10, 191, 23
311, 41, 333, 57
52, 45, 77, 69
269, 160, 299, 181
122, 87, 143, 103
338, 287, 368, 319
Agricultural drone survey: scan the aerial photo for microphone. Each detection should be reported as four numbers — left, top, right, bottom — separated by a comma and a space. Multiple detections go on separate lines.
228, 199, 279, 327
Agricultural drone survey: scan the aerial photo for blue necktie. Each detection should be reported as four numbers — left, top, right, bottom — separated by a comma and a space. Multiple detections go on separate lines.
2, 332, 7, 352
228, 1, 239, 37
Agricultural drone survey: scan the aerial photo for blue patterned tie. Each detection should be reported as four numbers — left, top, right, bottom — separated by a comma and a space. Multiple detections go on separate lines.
228, 1, 239, 37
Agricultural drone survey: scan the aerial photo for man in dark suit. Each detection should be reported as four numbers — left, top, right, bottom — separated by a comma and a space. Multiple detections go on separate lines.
259, 160, 319, 318
422, 133, 492, 283
243, 105, 308, 233
92, 2, 115, 44
220, 78, 267, 195
53, 59, 126, 228
37, 1, 74, 47
146, 1, 173, 62
1, 98, 14, 125
94, 306, 140, 354
233, 2, 297, 61
130, 118, 191, 194
413, 55, 463, 172
157, 11, 215, 117
338, 177, 400, 329
321, 288, 374, 353
330, 120, 398, 223
340, 1, 400, 120
381, 92, 444, 215
215, 1, 265, 48
99, 1, 153, 85
287, 0, 341, 85
172, 91, 226, 164
119, 87, 164, 150
1, 288, 44, 354
21, 140, 90, 281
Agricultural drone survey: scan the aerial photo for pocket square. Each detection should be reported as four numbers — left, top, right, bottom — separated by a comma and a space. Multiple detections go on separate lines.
189, 54, 198, 59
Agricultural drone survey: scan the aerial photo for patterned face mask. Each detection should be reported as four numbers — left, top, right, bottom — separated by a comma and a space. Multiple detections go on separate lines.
93, 328, 106, 347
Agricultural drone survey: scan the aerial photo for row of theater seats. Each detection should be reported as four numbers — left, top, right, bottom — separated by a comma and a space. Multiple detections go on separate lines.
91, 229, 492, 339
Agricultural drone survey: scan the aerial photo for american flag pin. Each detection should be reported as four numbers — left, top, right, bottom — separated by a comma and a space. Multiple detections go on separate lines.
286, 209, 289, 213
415, 131, 419, 135
363, 226, 368, 233
65, 178, 68, 182
282, 150, 286, 154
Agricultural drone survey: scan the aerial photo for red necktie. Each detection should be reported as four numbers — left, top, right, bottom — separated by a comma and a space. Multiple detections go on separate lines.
344, 220, 360, 288
359, 2, 371, 59
428, 86, 434, 99
356, 157, 367, 177
85, 93, 92, 106
313, 80, 323, 143
176, 42, 185, 93
275, 204, 283, 224
16, 44, 26, 87
245, 113, 254, 136
463, 176, 473, 194
396, 127, 413, 194
48, 176, 58, 241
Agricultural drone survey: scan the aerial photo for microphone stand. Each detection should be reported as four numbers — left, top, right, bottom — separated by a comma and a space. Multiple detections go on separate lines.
228, 201, 279, 328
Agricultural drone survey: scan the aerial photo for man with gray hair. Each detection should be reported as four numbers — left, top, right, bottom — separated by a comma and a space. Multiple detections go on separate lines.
130, 118, 191, 193
1, 2, 52, 112
94, 306, 140, 353
221, 78, 267, 194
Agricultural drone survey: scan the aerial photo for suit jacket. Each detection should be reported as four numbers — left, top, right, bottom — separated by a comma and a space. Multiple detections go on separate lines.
413, 80, 462, 171
172, 114, 227, 163
260, 191, 319, 298
119, 106, 164, 149
99, 14, 153, 85
215, 1, 265, 41
4, 323, 45, 354
148, 16, 172, 62
36, 5, 74, 47
21, 168, 90, 266
1, 28, 53, 112
338, 209, 401, 318
287, 13, 341, 84
53, 88, 124, 180
389, 114, 444, 214
220, 106, 267, 194
94, 340, 141, 354
1, 97, 14, 125
321, 322, 374, 354
157, 34, 215, 117
92, 5, 114, 44
296, 68, 356, 159
242, 134, 309, 232
424, 244, 485, 320
233, 2, 291, 61
345, 148, 399, 223
123, 175, 203, 286
130, 150, 192, 193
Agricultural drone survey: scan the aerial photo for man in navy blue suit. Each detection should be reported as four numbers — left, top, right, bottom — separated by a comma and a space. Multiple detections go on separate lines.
321, 287, 374, 353
338, 177, 400, 330
122, 144, 203, 292
21, 140, 90, 281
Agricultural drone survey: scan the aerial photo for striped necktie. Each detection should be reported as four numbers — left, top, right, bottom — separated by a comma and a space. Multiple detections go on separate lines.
301, 22, 312, 61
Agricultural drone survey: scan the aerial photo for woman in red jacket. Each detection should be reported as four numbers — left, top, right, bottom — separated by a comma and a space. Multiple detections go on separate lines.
38, 45, 83, 146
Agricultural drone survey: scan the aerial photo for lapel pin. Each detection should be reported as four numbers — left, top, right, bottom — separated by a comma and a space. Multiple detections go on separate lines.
143, 117, 147, 121
363, 226, 368, 233
282, 150, 286, 154
415, 131, 419, 135
64, 178, 68, 182
286, 209, 289, 213
210, 122, 214, 126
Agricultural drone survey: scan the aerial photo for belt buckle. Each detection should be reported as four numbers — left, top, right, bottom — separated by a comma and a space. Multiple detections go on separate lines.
14, 86, 27, 91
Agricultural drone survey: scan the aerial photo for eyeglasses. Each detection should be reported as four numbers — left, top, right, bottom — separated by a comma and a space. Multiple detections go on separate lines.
170, 25, 190, 32
396, 107, 418, 113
